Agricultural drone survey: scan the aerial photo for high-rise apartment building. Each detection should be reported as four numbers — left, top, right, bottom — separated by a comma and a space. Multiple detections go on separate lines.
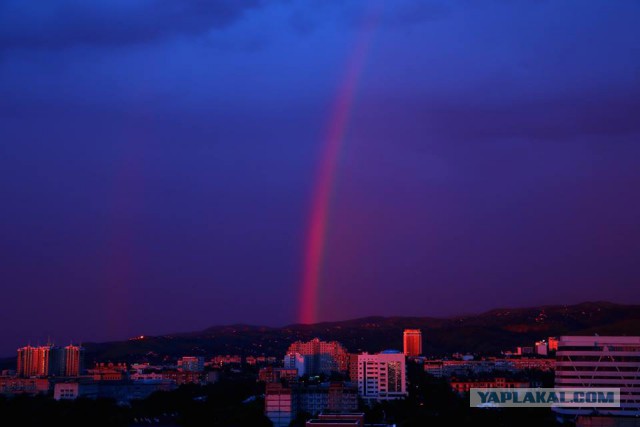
403, 329, 422, 357
64, 345, 85, 377
554, 336, 640, 418
17, 344, 84, 377
17, 345, 60, 377
285, 338, 349, 376
357, 351, 407, 402
17, 346, 45, 377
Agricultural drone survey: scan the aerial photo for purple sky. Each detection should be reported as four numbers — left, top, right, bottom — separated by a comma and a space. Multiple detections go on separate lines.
1, 0, 639, 356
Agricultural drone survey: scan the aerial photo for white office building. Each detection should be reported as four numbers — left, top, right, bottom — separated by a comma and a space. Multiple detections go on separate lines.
554, 336, 640, 417
357, 351, 407, 402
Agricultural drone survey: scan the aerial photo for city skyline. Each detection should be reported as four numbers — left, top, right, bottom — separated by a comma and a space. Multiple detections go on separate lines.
2, 300, 637, 360
4, 327, 638, 423
1, 1, 640, 359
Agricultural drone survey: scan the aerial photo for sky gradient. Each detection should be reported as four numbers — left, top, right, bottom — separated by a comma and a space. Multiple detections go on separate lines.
1, 0, 639, 356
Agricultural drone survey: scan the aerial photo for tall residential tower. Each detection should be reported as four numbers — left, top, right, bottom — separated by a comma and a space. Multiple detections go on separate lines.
17, 344, 84, 377
403, 329, 422, 357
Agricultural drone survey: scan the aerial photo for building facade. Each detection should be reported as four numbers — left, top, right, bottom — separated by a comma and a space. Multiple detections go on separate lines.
554, 336, 640, 418
265, 383, 294, 427
265, 382, 358, 427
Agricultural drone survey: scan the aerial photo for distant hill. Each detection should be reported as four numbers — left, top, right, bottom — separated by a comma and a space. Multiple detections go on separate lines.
3, 301, 639, 369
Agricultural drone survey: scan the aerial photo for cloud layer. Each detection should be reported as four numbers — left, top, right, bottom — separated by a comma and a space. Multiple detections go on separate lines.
0, 0, 262, 49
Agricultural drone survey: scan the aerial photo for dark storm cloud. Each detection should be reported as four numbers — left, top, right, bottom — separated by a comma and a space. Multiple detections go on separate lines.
0, 0, 263, 50
286, 0, 448, 35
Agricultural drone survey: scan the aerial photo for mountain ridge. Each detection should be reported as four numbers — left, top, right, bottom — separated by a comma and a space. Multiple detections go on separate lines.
1, 301, 638, 368
83, 301, 640, 363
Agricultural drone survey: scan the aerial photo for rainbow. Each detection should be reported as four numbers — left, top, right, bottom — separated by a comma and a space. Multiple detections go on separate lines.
298, 6, 382, 324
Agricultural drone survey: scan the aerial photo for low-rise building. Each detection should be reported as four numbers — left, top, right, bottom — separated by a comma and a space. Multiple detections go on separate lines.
161, 370, 204, 385
450, 377, 530, 394
88, 362, 128, 381
211, 355, 242, 366
306, 413, 365, 427
258, 367, 299, 383
265, 382, 358, 427
510, 357, 555, 371
177, 356, 204, 372
53, 379, 175, 403
0, 377, 49, 395
423, 357, 554, 378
